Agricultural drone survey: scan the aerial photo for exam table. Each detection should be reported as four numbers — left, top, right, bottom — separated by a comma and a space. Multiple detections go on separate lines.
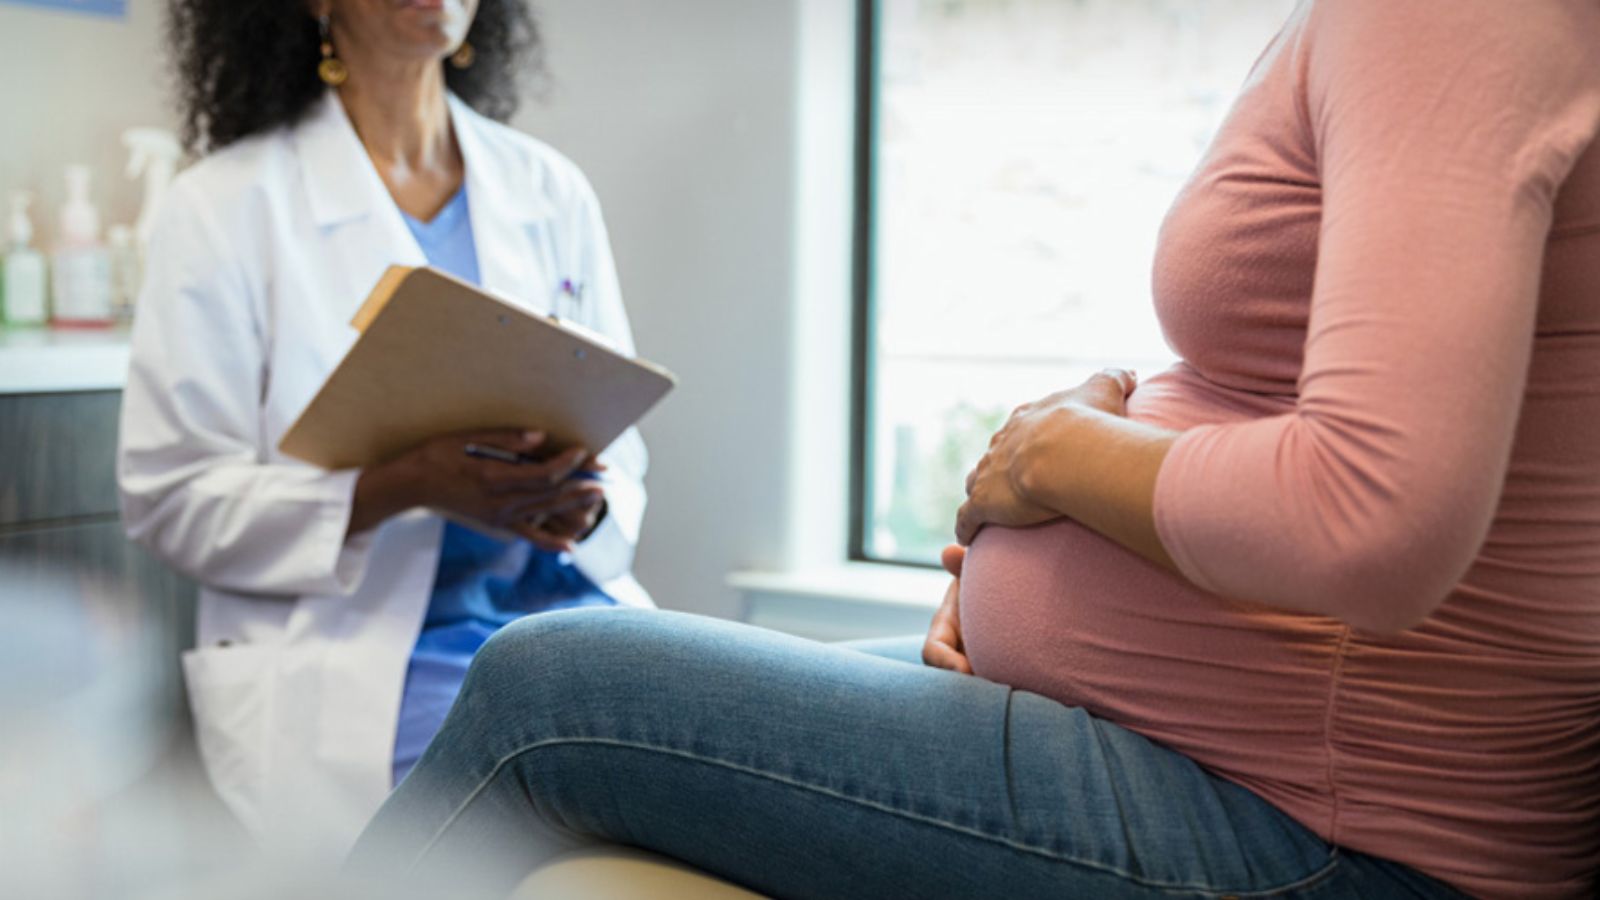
511, 846, 765, 899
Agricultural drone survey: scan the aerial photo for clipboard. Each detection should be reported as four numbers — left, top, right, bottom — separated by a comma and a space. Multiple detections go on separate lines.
278, 266, 676, 470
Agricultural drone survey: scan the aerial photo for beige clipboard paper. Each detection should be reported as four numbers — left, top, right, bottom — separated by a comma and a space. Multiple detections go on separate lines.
278, 266, 676, 470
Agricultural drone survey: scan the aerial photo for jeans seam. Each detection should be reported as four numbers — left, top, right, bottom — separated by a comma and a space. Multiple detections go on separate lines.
1001, 690, 1022, 827
1087, 716, 1145, 877
1236, 851, 1341, 898
412, 736, 1343, 897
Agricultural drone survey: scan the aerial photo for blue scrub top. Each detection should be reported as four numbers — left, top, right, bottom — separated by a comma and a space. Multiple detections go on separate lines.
391, 186, 616, 786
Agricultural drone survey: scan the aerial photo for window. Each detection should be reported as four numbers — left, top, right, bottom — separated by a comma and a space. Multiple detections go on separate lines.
851, 0, 1297, 566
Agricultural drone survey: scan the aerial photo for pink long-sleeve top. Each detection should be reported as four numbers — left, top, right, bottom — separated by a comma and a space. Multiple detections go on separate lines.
957, 2, 1600, 898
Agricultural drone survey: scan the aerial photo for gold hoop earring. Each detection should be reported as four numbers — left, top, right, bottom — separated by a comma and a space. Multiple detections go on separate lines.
317, 15, 349, 87
449, 41, 476, 70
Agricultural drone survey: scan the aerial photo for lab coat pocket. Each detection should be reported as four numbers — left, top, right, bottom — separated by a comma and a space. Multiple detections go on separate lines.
181, 642, 277, 838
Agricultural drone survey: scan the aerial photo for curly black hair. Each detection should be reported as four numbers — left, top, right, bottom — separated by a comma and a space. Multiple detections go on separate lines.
168, 0, 542, 154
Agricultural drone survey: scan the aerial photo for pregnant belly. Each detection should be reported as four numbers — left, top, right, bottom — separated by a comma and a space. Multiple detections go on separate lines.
960, 520, 1196, 715
960, 517, 1341, 751
957, 367, 1338, 739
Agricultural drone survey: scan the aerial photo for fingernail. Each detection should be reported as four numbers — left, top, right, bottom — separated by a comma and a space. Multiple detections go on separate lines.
523, 431, 546, 444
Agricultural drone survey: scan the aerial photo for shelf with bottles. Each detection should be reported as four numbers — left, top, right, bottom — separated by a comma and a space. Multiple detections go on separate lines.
2, 129, 181, 334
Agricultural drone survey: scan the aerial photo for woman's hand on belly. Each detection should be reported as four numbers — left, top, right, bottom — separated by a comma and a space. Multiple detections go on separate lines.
921, 545, 974, 675
957, 369, 1138, 544
955, 368, 1181, 573
350, 429, 607, 552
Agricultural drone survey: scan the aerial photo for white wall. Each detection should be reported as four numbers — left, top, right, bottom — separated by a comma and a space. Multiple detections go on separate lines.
520, 0, 858, 620
0, 3, 175, 237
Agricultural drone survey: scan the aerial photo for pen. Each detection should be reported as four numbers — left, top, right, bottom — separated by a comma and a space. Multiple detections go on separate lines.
464, 443, 535, 465
464, 443, 604, 480
552, 278, 584, 321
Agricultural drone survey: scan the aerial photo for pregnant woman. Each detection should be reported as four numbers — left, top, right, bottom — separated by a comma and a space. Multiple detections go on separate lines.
351, 2, 1600, 897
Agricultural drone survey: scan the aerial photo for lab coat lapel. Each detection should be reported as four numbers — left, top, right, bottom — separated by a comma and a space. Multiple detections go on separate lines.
449, 95, 559, 313
293, 91, 426, 327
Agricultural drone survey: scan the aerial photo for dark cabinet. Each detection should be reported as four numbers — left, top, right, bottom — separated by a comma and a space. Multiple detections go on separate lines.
0, 391, 123, 526
0, 390, 197, 724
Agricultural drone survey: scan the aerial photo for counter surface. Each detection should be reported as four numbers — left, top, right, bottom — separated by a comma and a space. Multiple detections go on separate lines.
0, 326, 132, 395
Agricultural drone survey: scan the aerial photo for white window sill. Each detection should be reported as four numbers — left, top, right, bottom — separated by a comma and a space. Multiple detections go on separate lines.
727, 562, 947, 642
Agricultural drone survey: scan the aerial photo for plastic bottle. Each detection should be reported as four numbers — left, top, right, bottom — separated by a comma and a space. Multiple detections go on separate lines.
107, 224, 141, 323
2, 191, 49, 328
51, 165, 114, 328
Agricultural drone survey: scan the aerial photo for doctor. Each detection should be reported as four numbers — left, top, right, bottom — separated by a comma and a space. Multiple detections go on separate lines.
118, 0, 651, 859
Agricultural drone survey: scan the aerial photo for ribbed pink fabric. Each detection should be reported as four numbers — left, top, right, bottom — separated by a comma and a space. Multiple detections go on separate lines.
958, 3, 1600, 898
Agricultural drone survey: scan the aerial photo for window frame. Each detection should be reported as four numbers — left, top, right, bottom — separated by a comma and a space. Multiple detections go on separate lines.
848, 0, 904, 567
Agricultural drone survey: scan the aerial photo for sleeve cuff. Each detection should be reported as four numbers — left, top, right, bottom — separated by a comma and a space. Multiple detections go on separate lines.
312, 468, 378, 596
569, 510, 632, 587
569, 467, 642, 587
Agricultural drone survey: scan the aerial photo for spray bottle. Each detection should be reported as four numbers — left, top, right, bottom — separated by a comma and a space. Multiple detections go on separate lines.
2, 192, 48, 328
52, 165, 114, 328
122, 128, 181, 253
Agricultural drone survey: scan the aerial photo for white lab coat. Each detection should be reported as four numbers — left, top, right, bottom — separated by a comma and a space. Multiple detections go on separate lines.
117, 92, 653, 861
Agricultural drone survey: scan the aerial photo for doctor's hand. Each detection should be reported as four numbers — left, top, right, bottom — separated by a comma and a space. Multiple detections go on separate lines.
350, 430, 607, 553
922, 545, 973, 675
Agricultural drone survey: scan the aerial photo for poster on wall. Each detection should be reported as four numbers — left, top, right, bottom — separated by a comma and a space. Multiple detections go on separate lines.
1, 0, 126, 18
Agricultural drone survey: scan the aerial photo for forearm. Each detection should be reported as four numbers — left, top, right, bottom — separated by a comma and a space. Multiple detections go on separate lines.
1015, 406, 1180, 572
348, 458, 422, 537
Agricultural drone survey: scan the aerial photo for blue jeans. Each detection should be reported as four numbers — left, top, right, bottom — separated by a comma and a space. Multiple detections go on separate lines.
348, 609, 1463, 899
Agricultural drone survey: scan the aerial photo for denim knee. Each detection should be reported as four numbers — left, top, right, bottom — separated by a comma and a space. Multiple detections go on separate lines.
442, 608, 673, 760
467, 608, 621, 693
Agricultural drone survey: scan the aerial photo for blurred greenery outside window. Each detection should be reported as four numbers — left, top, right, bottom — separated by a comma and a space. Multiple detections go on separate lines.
859, 0, 1296, 565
